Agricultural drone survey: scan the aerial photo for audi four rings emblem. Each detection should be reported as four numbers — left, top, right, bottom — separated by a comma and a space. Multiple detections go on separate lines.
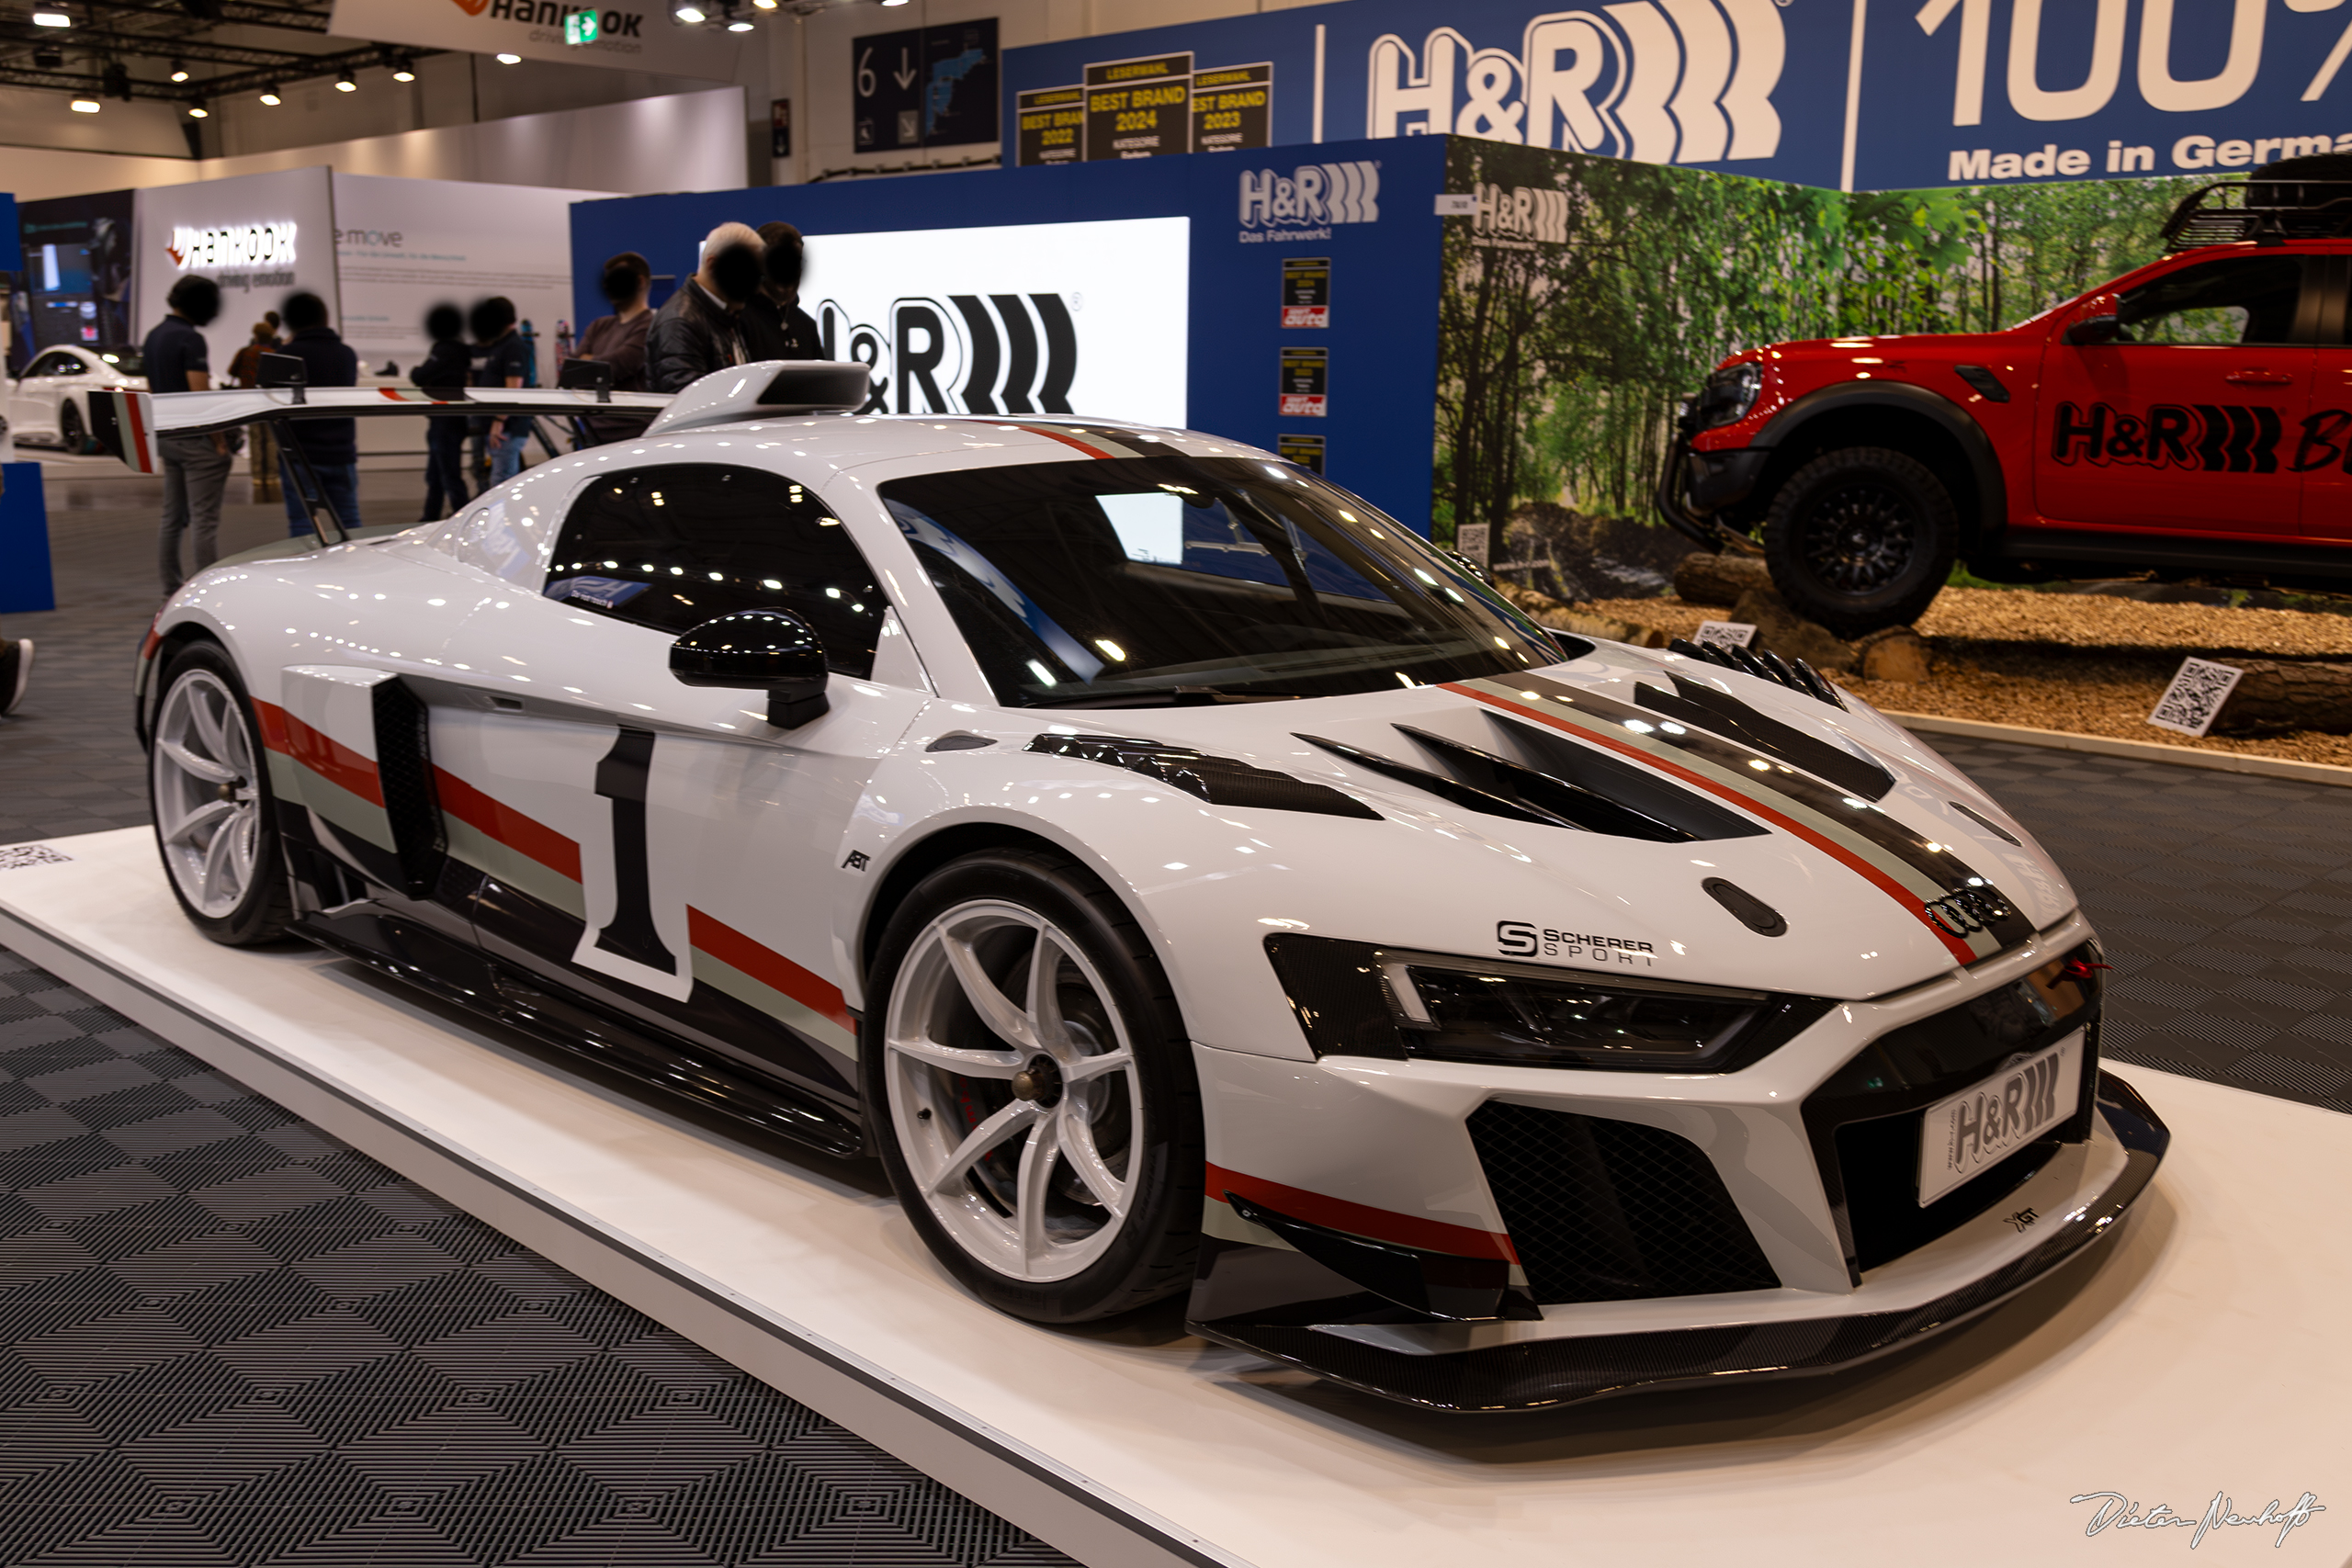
1924, 886, 2014, 936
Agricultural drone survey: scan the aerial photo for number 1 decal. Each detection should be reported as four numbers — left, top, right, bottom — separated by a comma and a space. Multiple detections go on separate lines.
585, 725, 682, 980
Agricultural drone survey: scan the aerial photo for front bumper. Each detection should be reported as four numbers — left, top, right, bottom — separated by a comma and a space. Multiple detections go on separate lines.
1188, 1070, 2165, 1412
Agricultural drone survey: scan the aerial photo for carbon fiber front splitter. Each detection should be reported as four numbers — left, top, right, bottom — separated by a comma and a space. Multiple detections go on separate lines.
1189, 1071, 2168, 1413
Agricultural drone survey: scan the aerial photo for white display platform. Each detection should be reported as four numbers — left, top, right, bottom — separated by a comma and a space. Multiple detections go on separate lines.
3, 828, 2346, 1568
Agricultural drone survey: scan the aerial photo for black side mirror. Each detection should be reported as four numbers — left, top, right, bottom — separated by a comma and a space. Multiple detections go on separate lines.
2065, 313, 2121, 346
670, 609, 830, 728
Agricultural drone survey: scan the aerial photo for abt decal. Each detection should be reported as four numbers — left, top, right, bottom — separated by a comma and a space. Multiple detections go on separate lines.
814, 293, 1078, 416
1368, 5, 1785, 165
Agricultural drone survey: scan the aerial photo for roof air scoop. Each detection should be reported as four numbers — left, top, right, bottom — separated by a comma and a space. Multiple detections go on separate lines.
644, 360, 870, 435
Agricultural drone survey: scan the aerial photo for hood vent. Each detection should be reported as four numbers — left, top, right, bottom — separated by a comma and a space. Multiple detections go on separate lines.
1027, 733, 1381, 819
1668, 637, 1846, 710
1639, 671, 1892, 802
1298, 722, 1769, 842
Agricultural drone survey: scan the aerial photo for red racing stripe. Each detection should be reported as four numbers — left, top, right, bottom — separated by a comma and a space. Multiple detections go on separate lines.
119, 391, 153, 474
431, 765, 582, 882
1014, 423, 1118, 459
1449, 682, 1977, 964
1208, 1161, 1520, 1264
251, 699, 384, 807
686, 907, 856, 1035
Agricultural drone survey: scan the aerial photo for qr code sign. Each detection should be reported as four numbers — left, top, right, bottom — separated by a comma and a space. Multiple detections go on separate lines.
2147, 657, 2245, 738
0, 843, 74, 871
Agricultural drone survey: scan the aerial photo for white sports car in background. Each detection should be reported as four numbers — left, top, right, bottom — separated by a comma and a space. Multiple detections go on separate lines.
9, 344, 146, 452
117, 365, 2166, 1412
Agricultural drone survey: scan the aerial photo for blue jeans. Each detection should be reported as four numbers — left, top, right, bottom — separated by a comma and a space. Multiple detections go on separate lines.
281, 457, 361, 538
489, 423, 529, 486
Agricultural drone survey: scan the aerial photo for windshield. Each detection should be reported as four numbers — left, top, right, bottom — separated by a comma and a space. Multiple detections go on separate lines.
880, 454, 1572, 708
96, 352, 143, 376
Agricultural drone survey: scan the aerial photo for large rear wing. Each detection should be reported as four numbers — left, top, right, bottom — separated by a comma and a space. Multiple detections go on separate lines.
90, 385, 672, 476
95, 383, 672, 552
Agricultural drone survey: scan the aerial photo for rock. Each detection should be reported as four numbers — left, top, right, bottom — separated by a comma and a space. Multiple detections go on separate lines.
1854, 626, 1933, 683
1727, 586, 1860, 673
1495, 581, 1670, 648
2210, 659, 2352, 735
1672, 551, 1775, 607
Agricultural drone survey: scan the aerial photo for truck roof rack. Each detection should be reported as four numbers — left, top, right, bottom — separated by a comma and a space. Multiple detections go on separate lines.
2162, 155, 2352, 249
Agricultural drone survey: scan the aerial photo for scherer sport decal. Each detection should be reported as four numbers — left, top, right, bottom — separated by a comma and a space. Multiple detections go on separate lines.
2052, 400, 2352, 476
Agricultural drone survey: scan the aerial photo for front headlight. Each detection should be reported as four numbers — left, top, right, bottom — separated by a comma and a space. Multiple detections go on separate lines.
1265, 935, 1829, 1073
1695, 362, 1762, 430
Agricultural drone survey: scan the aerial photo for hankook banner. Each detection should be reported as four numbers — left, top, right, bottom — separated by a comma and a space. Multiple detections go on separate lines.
328, 0, 742, 77
130, 167, 341, 384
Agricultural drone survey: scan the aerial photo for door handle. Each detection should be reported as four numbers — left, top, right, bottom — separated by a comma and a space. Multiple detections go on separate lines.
2224, 369, 2297, 386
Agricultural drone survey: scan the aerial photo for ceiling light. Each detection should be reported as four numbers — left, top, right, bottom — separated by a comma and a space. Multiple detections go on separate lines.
334, 68, 356, 91
727, 17, 753, 28
390, 57, 416, 82
258, 84, 281, 105
673, 4, 705, 19
33, 45, 62, 67
70, 96, 100, 112
169, 60, 190, 83
752, 0, 777, 7
33, 10, 71, 28
187, 102, 209, 118
495, 51, 521, 63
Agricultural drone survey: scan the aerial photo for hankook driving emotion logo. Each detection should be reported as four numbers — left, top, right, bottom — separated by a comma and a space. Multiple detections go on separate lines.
1498, 920, 1658, 967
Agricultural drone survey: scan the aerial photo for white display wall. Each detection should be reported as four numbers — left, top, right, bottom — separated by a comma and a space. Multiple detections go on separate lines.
129, 166, 340, 385
331, 173, 616, 389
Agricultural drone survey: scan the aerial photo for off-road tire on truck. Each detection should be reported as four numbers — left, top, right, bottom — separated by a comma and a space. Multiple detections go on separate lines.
1761, 446, 1959, 638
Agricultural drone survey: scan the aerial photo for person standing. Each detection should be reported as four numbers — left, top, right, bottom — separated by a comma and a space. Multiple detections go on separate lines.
752, 223, 837, 364
741, 223, 821, 363
227, 312, 283, 503
470, 297, 531, 488
144, 274, 234, 595
645, 222, 760, 393
412, 303, 472, 520
274, 291, 360, 538
571, 252, 654, 445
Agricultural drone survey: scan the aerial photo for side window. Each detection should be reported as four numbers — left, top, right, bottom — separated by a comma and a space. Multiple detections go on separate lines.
32, 353, 80, 378
2117, 256, 2308, 346
545, 464, 886, 679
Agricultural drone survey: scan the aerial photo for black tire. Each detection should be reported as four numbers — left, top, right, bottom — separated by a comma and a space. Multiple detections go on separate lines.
59, 400, 93, 456
147, 640, 296, 946
1762, 446, 1958, 637
862, 848, 1203, 1324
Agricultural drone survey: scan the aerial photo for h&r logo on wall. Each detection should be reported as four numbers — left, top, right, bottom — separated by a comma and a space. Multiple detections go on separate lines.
1238, 161, 1381, 243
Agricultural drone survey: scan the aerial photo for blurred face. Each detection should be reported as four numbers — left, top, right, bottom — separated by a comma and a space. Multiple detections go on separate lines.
705, 243, 763, 305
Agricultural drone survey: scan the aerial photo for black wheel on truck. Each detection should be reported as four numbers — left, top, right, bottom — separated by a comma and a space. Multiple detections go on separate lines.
1762, 446, 1959, 637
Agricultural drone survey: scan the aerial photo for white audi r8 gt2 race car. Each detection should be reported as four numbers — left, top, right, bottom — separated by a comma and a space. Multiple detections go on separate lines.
117, 364, 2166, 1411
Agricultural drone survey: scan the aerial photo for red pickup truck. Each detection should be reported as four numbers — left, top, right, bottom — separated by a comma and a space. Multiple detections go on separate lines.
1662, 164, 2352, 636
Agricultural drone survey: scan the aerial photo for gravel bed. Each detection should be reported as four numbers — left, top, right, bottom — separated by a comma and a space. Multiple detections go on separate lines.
1578, 588, 2352, 767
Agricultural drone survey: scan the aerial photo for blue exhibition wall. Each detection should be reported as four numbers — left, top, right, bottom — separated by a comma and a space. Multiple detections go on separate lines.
570, 134, 1451, 536
1002, 0, 2352, 194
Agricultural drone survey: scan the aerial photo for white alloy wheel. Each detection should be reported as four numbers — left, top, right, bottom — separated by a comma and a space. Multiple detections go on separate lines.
152, 667, 266, 919
883, 899, 1145, 1283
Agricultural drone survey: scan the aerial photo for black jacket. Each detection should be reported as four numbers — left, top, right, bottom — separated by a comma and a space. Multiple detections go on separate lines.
741, 292, 821, 362
646, 278, 748, 394
279, 326, 359, 465
410, 336, 472, 396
